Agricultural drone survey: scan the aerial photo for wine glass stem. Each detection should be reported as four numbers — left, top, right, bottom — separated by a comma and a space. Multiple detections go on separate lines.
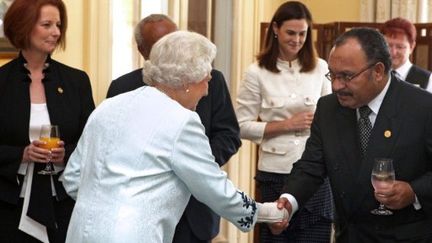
46, 162, 53, 171
379, 203, 386, 210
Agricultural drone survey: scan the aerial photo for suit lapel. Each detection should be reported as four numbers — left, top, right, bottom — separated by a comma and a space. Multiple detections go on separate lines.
366, 77, 402, 164
335, 105, 365, 213
337, 106, 363, 173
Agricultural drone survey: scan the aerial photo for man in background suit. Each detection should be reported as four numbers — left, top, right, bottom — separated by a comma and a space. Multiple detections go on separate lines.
106, 14, 241, 243
106, 15, 177, 97
381, 17, 432, 92
272, 28, 432, 242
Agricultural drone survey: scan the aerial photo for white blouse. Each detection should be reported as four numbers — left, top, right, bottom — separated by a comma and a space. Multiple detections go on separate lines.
18, 103, 51, 243
236, 58, 331, 173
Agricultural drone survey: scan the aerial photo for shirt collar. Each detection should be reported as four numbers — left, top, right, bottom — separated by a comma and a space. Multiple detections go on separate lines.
367, 75, 391, 115
277, 58, 299, 69
394, 60, 412, 80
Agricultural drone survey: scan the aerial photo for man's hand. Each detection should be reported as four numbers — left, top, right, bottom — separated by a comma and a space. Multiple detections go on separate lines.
268, 197, 292, 234
374, 180, 416, 210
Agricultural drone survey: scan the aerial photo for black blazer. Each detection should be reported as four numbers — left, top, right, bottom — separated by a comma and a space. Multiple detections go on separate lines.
405, 64, 431, 89
0, 54, 95, 205
283, 75, 432, 242
106, 69, 143, 98
107, 69, 241, 240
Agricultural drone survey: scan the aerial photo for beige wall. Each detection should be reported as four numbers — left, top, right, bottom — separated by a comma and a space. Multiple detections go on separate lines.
259, 0, 361, 23
301, 0, 360, 23
53, 0, 85, 70
56, 0, 111, 105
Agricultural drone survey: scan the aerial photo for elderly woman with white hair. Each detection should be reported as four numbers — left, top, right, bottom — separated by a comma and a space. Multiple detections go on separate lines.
61, 31, 287, 243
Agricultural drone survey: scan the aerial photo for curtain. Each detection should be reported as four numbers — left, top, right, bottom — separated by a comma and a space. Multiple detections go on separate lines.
360, 0, 432, 22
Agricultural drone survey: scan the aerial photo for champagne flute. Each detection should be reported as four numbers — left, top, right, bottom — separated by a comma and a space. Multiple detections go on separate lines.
38, 125, 60, 175
370, 158, 395, 215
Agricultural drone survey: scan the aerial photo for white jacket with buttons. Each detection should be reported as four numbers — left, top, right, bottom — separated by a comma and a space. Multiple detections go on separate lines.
236, 58, 331, 173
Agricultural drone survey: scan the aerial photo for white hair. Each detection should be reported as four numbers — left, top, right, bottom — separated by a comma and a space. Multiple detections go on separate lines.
143, 31, 216, 87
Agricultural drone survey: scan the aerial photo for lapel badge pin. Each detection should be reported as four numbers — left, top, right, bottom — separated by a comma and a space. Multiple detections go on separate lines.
57, 87, 63, 94
384, 130, 391, 138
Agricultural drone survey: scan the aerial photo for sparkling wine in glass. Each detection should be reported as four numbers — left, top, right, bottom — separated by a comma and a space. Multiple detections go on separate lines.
370, 158, 395, 215
38, 125, 60, 175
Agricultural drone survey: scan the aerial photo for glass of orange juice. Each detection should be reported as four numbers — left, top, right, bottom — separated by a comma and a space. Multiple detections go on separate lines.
38, 125, 60, 175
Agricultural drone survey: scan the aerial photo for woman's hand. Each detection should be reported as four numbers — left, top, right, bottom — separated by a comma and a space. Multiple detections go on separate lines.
286, 111, 314, 132
49, 140, 65, 163
22, 140, 65, 163
264, 111, 315, 138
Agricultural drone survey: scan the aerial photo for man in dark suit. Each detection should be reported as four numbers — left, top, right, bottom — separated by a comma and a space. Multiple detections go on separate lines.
381, 17, 432, 91
271, 28, 432, 242
106, 14, 241, 243
106, 14, 177, 98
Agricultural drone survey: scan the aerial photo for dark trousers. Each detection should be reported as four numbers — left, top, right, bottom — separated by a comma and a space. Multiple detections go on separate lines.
256, 171, 333, 243
172, 214, 210, 243
0, 197, 74, 243
335, 222, 432, 243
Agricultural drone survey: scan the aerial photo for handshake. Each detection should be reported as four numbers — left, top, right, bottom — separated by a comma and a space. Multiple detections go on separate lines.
256, 202, 290, 223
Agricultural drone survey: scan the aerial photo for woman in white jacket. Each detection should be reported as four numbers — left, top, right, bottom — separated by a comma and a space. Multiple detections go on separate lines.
61, 31, 287, 243
236, 2, 333, 242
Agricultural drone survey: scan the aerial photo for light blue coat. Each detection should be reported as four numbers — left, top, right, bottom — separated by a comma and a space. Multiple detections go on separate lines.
61, 87, 257, 243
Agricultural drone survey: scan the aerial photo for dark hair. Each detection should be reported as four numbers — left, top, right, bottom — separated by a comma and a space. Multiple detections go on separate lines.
257, 1, 317, 73
134, 14, 176, 47
4, 0, 67, 50
334, 28, 392, 73
381, 17, 416, 47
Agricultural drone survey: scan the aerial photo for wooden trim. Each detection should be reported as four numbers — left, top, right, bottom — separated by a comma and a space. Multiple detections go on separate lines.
0, 38, 18, 59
